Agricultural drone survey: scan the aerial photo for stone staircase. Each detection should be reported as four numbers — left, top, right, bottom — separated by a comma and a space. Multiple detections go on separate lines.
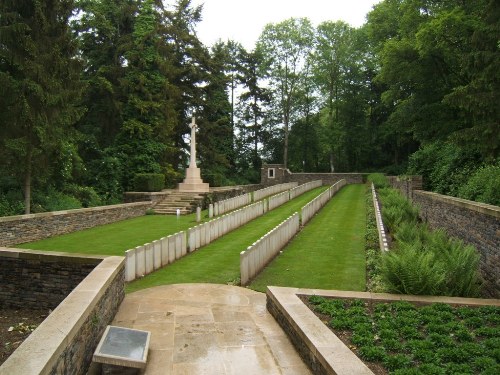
153, 191, 205, 215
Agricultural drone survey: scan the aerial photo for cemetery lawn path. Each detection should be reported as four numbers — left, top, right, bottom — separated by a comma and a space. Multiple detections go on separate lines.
249, 184, 366, 292
126, 187, 328, 293
16, 212, 209, 256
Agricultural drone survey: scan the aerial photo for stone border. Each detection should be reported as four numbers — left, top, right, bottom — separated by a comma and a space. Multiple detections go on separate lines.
266, 286, 500, 375
0, 249, 125, 375
0, 202, 151, 247
371, 183, 389, 252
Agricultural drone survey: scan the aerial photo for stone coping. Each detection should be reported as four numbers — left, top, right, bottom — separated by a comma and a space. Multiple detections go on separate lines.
415, 190, 500, 217
0, 251, 125, 375
0, 201, 151, 223
291, 172, 367, 176
0, 247, 104, 264
266, 286, 500, 375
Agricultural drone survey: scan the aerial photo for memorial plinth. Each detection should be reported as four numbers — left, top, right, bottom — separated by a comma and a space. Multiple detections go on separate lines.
178, 117, 210, 193
93, 325, 151, 374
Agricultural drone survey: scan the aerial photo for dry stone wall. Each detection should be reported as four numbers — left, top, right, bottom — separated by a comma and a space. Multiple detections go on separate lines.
0, 202, 150, 247
0, 250, 124, 375
0, 249, 100, 309
412, 191, 500, 298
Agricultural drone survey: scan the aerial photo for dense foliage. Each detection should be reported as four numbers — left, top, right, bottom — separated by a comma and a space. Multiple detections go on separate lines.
375, 185, 482, 297
1, 0, 498, 215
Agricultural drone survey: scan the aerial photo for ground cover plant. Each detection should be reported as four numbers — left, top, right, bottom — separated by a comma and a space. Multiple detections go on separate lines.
367, 174, 482, 297
16, 211, 211, 256
249, 184, 366, 292
308, 296, 500, 374
126, 187, 328, 292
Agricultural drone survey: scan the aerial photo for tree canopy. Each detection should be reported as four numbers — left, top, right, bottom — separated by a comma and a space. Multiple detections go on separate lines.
1, 0, 498, 215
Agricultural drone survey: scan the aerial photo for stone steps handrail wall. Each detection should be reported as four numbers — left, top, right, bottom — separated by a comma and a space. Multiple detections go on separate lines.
371, 183, 389, 252
0, 202, 151, 247
240, 213, 300, 286
301, 180, 346, 225
253, 182, 298, 202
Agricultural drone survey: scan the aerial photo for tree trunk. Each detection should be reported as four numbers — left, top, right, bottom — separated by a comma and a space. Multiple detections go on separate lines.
283, 116, 289, 169
24, 148, 32, 215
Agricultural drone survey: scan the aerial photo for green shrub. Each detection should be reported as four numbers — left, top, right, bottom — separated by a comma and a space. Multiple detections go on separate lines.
34, 188, 82, 212
0, 194, 24, 216
132, 173, 165, 192
458, 163, 500, 206
367, 173, 390, 189
64, 184, 102, 208
381, 243, 446, 295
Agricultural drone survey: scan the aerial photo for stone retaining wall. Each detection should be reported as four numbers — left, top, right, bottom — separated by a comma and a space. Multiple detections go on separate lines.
412, 191, 500, 298
0, 202, 151, 247
287, 173, 364, 185
387, 175, 423, 200
0, 249, 125, 375
267, 287, 500, 375
0, 249, 100, 310
260, 164, 365, 186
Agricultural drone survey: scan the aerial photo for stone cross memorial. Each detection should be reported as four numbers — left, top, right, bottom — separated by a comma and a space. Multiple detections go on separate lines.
178, 116, 210, 192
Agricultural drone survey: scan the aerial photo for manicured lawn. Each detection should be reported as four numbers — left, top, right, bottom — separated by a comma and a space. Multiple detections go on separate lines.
249, 184, 366, 292
126, 187, 328, 293
16, 211, 210, 256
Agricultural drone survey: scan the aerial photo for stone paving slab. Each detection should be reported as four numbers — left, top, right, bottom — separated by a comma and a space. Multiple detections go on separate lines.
110, 284, 311, 375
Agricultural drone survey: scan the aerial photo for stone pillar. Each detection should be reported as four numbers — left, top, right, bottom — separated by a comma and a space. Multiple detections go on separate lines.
209, 203, 213, 218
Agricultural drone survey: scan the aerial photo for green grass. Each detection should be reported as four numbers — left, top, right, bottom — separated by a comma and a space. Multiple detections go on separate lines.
126, 187, 328, 293
16, 211, 210, 256
249, 184, 366, 292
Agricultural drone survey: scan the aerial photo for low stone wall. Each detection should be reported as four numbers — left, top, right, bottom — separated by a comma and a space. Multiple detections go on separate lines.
0, 249, 125, 375
412, 191, 500, 298
124, 191, 170, 204
287, 173, 364, 186
0, 202, 151, 247
387, 175, 423, 200
267, 287, 500, 375
0, 249, 100, 310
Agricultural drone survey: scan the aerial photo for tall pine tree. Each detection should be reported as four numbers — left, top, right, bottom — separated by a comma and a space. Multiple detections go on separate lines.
0, 0, 84, 213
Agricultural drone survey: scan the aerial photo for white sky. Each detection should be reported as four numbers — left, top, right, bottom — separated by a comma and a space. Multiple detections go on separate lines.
190, 0, 382, 50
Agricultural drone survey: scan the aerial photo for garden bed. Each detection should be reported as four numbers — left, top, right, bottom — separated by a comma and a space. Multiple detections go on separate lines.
0, 308, 48, 365
267, 286, 500, 375
303, 295, 500, 374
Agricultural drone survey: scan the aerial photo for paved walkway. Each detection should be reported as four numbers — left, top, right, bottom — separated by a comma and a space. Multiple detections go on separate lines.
112, 284, 311, 375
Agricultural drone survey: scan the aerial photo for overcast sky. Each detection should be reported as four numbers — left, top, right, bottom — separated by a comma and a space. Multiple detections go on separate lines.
190, 0, 382, 49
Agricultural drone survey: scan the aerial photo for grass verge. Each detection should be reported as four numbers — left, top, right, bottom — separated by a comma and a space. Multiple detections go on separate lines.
16, 211, 211, 256
126, 187, 328, 293
249, 184, 366, 292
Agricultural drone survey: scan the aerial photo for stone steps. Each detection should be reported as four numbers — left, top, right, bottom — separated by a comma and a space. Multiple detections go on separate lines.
153, 192, 205, 215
